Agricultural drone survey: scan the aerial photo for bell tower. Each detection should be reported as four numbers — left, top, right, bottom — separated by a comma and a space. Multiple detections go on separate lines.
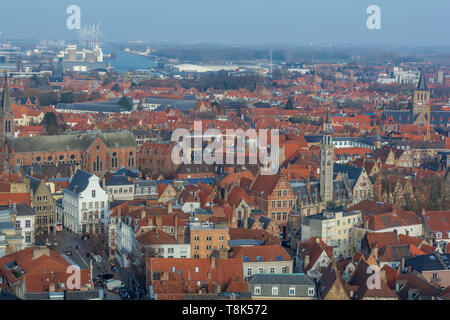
320, 135, 334, 203
0, 73, 14, 179
413, 70, 430, 125
1, 73, 14, 139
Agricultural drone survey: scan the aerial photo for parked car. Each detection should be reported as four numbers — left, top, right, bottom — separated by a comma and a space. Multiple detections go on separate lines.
97, 273, 114, 280
106, 279, 125, 291
113, 286, 127, 294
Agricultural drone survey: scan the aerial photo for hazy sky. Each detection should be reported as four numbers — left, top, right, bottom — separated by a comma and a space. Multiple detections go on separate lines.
0, 0, 449, 46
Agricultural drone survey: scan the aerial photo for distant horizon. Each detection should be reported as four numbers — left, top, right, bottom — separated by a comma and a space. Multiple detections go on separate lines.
0, 0, 449, 47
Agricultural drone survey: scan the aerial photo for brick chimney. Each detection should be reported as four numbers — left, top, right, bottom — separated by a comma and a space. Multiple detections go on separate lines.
243, 208, 248, 229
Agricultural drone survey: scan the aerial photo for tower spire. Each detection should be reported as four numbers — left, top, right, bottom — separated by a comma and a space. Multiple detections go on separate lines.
417, 69, 427, 91
1, 72, 12, 116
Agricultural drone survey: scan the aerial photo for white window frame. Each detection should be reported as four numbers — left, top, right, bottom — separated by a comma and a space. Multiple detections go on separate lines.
289, 287, 296, 296
254, 286, 261, 295
272, 287, 279, 296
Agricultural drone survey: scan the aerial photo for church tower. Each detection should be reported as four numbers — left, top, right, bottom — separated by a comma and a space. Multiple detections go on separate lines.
413, 70, 430, 125
323, 110, 333, 134
1, 74, 15, 139
0, 74, 14, 179
320, 135, 334, 203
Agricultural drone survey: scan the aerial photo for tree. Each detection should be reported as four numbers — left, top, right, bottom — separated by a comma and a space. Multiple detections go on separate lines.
128, 241, 157, 294
41, 111, 61, 135
285, 98, 294, 110
118, 96, 133, 111
60, 92, 73, 103
111, 84, 121, 93
326, 201, 343, 211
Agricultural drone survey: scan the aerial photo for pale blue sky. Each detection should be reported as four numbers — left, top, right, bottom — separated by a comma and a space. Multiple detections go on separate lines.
0, 0, 449, 46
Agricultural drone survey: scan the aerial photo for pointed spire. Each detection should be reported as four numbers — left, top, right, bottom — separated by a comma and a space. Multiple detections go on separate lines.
1, 72, 12, 116
417, 70, 427, 91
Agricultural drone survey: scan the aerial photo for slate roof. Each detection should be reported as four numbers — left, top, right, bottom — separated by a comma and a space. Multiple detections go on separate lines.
417, 70, 428, 90
67, 169, 92, 194
14, 203, 36, 217
13, 130, 136, 153
1, 74, 12, 116
105, 175, 132, 186
247, 273, 315, 286
405, 253, 450, 272
382, 110, 450, 125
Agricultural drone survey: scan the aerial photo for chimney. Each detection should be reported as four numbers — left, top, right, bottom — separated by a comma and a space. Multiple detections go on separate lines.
364, 217, 369, 229
243, 208, 248, 229
141, 210, 146, 220
168, 201, 173, 214
304, 255, 310, 268
401, 257, 405, 271
393, 229, 399, 241
117, 207, 122, 219
211, 256, 216, 269
380, 269, 387, 284
372, 245, 379, 260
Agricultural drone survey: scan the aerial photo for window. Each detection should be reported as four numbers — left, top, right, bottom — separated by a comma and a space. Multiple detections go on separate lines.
206, 245, 212, 250
247, 268, 253, 276
26, 220, 31, 228
289, 287, 296, 296
219, 235, 224, 241
194, 246, 199, 251
195, 266, 199, 273
308, 288, 315, 296
258, 267, 264, 274
206, 236, 212, 241
270, 267, 275, 274
272, 287, 279, 295
254, 287, 261, 295
92, 190, 96, 198
194, 236, 200, 241
16, 221, 20, 228
168, 248, 174, 254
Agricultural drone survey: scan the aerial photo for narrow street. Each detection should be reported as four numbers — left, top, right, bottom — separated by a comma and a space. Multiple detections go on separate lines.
39, 230, 144, 299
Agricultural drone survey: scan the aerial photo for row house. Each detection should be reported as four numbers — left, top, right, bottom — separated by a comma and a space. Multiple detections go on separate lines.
62, 169, 110, 235
248, 173, 296, 239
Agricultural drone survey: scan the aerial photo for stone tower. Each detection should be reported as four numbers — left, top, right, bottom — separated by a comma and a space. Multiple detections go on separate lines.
0, 74, 14, 139
323, 110, 333, 134
320, 135, 334, 203
413, 70, 430, 125
0, 74, 14, 178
